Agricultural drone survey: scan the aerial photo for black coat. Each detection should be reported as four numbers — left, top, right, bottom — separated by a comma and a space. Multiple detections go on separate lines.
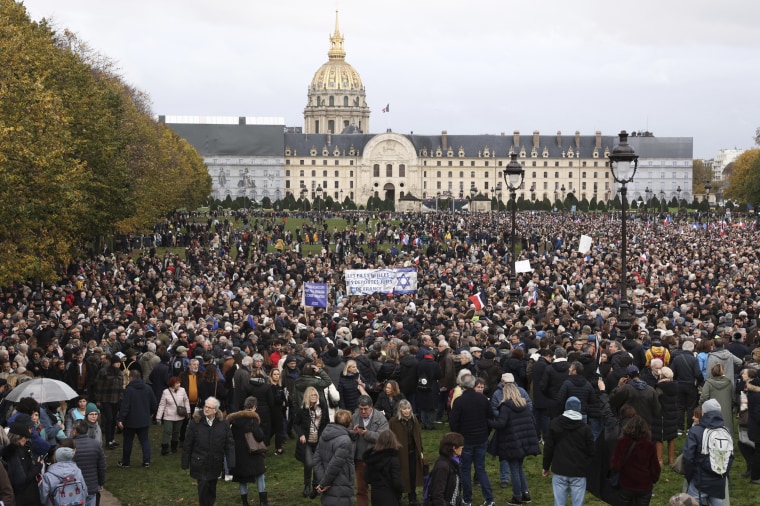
501, 357, 528, 390
415, 356, 442, 411
1, 442, 42, 506
294, 400, 329, 463
746, 378, 760, 443
541, 359, 571, 418
651, 380, 680, 442
557, 374, 596, 415
241, 377, 275, 441
488, 399, 541, 461
338, 372, 363, 412
398, 354, 419, 396
375, 392, 406, 421
118, 378, 157, 429
363, 447, 403, 506
530, 357, 553, 409
429, 456, 462, 506
227, 410, 266, 481
181, 410, 236, 481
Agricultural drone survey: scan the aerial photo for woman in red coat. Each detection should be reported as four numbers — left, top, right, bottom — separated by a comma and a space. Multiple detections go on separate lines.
610, 415, 661, 505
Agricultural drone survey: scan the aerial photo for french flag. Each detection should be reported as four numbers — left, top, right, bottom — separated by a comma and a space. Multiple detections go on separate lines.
382, 103, 390, 113
469, 292, 486, 310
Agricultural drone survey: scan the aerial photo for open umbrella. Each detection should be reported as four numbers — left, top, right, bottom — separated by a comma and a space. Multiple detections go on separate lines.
5, 378, 78, 403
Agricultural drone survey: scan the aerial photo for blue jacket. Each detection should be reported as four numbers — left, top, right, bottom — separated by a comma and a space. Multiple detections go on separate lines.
682, 410, 734, 499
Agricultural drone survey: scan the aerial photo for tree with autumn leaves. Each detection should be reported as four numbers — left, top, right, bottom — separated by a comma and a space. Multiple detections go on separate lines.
0, 0, 211, 286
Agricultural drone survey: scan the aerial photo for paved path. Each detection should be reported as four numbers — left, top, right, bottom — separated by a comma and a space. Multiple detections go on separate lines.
100, 489, 121, 506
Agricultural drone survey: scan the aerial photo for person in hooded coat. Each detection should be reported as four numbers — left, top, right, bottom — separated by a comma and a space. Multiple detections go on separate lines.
488, 380, 541, 504
227, 396, 273, 506
651, 367, 680, 467
363, 430, 403, 506
313, 409, 356, 506
682, 399, 734, 505
3, 421, 43, 506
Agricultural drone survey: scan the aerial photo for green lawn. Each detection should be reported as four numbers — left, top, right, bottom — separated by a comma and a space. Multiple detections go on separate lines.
104, 422, 755, 505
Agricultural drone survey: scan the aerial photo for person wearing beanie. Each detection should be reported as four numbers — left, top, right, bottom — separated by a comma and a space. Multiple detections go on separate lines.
83, 402, 104, 444
3, 415, 44, 506
681, 397, 734, 503
542, 396, 594, 506
40, 440, 88, 506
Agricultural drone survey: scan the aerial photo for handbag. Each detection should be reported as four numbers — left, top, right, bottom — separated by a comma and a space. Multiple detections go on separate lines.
245, 432, 268, 454
671, 453, 685, 475
169, 389, 188, 418
608, 441, 636, 488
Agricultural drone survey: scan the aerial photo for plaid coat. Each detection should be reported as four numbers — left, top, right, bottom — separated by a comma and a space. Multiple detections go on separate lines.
94, 365, 124, 404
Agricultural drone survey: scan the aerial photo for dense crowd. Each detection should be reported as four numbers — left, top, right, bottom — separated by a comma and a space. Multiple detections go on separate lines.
1, 208, 759, 506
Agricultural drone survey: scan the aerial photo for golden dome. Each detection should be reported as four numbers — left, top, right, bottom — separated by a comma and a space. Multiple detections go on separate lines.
309, 11, 364, 92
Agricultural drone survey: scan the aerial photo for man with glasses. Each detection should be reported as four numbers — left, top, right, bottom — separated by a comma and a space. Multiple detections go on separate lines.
351, 395, 389, 506
182, 396, 235, 506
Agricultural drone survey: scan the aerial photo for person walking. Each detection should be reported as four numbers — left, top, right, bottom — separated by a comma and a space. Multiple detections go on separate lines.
227, 396, 274, 506
449, 372, 495, 506
313, 409, 355, 506
294, 386, 329, 498
156, 376, 191, 455
72, 420, 106, 506
489, 378, 541, 505
542, 396, 595, 506
93, 353, 124, 450
389, 399, 424, 506
609, 415, 661, 505
351, 395, 389, 506
651, 366, 679, 467
39, 443, 88, 506
428, 432, 465, 506
116, 369, 157, 468
363, 429, 403, 506
181, 396, 236, 506
699, 363, 735, 438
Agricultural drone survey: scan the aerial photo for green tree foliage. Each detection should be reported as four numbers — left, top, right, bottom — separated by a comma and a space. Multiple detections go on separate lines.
0, 1, 210, 285
692, 159, 712, 192
725, 149, 760, 207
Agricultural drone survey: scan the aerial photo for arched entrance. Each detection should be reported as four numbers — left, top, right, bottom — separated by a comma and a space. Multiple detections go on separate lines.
383, 183, 396, 209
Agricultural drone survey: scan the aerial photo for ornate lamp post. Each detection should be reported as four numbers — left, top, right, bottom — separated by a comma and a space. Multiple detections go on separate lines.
502, 153, 525, 302
435, 191, 440, 212
470, 185, 477, 213
339, 188, 344, 210
704, 180, 712, 230
608, 131, 639, 332
529, 182, 536, 205
676, 185, 681, 214
659, 189, 665, 215
560, 184, 566, 211
645, 187, 652, 222
316, 185, 323, 220
301, 187, 307, 212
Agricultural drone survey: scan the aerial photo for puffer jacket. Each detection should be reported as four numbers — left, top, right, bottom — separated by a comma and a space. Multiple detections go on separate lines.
313, 423, 355, 506
39, 461, 88, 505
181, 409, 236, 481
651, 380, 679, 442
682, 410, 733, 499
488, 398, 541, 461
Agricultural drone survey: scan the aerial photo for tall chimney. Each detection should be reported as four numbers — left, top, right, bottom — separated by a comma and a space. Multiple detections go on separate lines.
513, 130, 520, 148
326, 132, 331, 146
442, 130, 448, 150
556, 131, 562, 147
533, 130, 540, 149
575, 131, 581, 149
595, 130, 602, 149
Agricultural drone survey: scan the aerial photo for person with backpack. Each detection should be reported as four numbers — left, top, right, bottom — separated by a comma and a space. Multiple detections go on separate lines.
39, 441, 87, 506
682, 399, 734, 505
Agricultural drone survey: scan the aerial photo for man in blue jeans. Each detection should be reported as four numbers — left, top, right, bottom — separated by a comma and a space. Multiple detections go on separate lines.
542, 396, 594, 506
449, 372, 494, 506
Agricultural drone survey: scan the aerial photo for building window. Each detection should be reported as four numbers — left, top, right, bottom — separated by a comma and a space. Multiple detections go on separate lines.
343, 96, 348, 107
311, 170, 316, 177
569, 172, 573, 179
399, 164, 406, 177
299, 170, 304, 177
329, 96, 334, 106
484, 172, 489, 178
555, 161, 559, 167
460, 161, 464, 167
555, 172, 559, 179
471, 171, 476, 179
386, 164, 393, 177
437, 171, 441, 178
373, 164, 380, 177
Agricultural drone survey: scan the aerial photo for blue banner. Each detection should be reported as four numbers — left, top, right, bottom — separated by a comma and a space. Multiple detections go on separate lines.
304, 282, 328, 308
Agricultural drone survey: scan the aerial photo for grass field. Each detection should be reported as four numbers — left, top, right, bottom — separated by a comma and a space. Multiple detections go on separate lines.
104, 420, 756, 505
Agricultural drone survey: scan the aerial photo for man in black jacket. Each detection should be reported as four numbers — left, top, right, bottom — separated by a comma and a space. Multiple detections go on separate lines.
670, 339, 703, 433
449, 372, 495, 506
542, 396, 595, 506
117, 369, 157, 467
541, 347, 570, 419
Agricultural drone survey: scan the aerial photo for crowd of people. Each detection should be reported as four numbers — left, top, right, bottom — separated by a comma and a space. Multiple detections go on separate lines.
0, 208, 759, 506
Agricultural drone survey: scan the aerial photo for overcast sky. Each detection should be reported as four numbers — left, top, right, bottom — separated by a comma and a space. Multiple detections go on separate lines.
21, 0, 760, 159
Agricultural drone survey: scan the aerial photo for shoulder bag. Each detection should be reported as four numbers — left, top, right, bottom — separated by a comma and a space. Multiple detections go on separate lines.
608, 441, 636, 488
169, 389, 188, 418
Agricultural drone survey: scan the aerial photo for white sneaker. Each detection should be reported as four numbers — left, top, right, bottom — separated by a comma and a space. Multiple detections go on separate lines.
224, 474, 233, 482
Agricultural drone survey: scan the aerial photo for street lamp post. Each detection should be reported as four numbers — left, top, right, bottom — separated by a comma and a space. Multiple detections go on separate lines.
529, 183, 536, 205
560, 184, 566, 211
435, 191, 440, 212
339, 188, 344, 210
659, 190, 665, 216
608, 130, 639, 332
676, 185, 681, 215
470, 186, 477, 213
502, 153, 525, 303
301, 187, 307, 212
316, 185, 323, 221
705, 180, 712, 230
645, 187, 652, 223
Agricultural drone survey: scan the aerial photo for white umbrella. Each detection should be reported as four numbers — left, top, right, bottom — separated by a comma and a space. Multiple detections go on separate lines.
5, 378, 79, 403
